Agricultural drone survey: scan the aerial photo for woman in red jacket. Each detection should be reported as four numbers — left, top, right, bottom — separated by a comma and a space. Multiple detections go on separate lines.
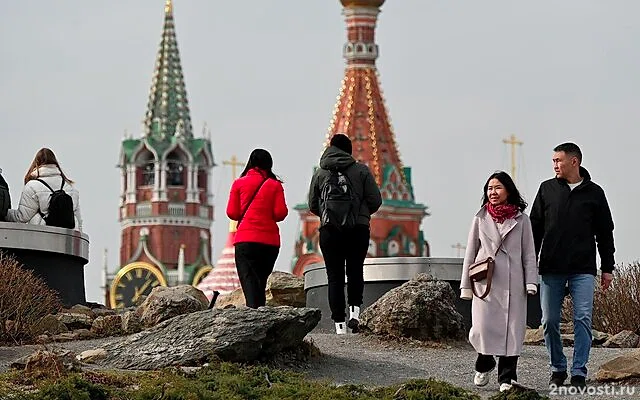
226, 149, 288, 308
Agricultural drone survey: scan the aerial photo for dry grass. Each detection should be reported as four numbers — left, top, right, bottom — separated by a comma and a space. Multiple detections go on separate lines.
0, 251, 62, 344
562, 262, 640, 335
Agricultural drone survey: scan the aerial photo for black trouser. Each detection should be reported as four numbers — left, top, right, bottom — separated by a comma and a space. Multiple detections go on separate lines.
476, 354, 519, 384
234, 242, 279, 308
319, 224, 370, 323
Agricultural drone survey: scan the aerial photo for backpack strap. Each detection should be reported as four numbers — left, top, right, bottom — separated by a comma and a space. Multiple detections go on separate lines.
237, 178, 269, 227
59, 178, 65, 190
36, 178, 54, 193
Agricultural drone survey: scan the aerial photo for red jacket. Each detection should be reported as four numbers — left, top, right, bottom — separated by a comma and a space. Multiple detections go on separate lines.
226, 168, 288, 247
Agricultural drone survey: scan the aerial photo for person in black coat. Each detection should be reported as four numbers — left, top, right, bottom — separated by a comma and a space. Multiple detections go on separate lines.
530, 142, 615, 389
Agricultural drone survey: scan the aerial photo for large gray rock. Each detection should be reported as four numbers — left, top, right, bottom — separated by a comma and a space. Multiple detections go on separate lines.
97, 306, 320, 369
135, 285, 209, 327
360, 274, 465, 341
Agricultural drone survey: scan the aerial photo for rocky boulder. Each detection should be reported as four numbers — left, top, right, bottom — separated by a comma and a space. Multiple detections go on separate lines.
215, 272, 306, 309
265, 271, 305, 307
596, 349, 640, 382
215, 288, 245, 308
603, 330, 640, 348
360, 274, 465, 341
135, 285, 209, 327
91, 315, 123, 337
96, 306, 321, 369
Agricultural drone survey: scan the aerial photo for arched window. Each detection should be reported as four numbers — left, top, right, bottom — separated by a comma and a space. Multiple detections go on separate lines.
166, 150, 187, 186
136, 148, 155, 187
142, 162, 155, 186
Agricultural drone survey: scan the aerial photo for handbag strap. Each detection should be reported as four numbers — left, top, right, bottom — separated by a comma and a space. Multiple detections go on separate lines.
471, 260, 494, 300
237, 178, 268, 227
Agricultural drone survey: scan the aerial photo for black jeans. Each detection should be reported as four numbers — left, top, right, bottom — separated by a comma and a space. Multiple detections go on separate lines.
476, 354, 519, 384
319, 224, 370, 322
234, 242, 279, 308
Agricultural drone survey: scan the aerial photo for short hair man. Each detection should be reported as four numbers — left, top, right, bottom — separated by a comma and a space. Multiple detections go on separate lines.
530, 142, 615, 389
308, 134, 382, 334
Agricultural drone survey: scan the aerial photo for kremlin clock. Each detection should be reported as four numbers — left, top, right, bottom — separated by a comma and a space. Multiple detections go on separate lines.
109, 262, 167, 309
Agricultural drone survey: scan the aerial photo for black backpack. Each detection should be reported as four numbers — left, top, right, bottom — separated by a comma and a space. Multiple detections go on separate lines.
319, 168, 359, 230
0, 171, 10, 222
36, 178, 75, 229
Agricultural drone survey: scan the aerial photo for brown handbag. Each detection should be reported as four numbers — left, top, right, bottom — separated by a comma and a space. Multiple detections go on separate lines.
468, 256, 496, 300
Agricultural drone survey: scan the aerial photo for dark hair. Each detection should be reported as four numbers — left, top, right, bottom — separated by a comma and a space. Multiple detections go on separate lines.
330, 134, 352, 155
554, 142, 582, 163
24, 147, 74, 185
240, 148, 282, 182
482, 171, 528, 212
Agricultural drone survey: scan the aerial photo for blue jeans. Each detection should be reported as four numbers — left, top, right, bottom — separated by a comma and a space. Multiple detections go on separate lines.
540, 273, 595, 378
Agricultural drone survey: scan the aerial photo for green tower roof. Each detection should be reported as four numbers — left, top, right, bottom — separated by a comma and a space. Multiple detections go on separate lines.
143, 0, 193, 140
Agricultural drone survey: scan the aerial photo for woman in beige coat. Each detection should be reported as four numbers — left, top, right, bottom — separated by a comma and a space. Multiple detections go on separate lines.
460, 171, 538, 392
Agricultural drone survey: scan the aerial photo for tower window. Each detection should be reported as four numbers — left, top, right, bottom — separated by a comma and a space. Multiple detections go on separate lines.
142, 162, 155, 186
167, 161, 184, 186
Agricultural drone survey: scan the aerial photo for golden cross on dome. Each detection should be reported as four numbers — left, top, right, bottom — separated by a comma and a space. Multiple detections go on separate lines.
502, 134, 523, 181
222, 155, 245, 180
451, 242, 466, 257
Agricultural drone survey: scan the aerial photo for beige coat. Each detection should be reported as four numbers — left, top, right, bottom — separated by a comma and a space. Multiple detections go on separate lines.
460, 207, 537, 356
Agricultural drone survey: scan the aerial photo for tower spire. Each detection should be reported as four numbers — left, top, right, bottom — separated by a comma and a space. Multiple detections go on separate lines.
326, 0, 405, 188
143, 0, 192, 139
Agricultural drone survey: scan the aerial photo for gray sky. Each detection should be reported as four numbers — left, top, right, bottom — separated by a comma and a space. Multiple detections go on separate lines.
2, 1, 639, 303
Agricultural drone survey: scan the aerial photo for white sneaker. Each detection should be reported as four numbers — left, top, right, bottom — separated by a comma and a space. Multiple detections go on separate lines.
335, 322, 347, 335
347, 306, 361, 333
473, 365, 495, 387
349, 305, 360, 320
474, 372, 490, 387
499, 383, 513, 392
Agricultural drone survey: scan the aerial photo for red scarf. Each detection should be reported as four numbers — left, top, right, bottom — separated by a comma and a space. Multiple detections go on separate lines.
486, 203, 519, 224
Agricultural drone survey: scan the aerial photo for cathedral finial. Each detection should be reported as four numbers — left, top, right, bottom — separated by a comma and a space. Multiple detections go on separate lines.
165, 0, 173, 14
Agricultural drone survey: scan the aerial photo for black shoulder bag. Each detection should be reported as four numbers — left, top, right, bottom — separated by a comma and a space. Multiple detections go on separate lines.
237, 178, 268, 227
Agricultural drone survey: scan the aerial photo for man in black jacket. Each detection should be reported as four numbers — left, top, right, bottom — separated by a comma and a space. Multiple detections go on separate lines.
308, 134, 382, 335
530, 142, 615, 389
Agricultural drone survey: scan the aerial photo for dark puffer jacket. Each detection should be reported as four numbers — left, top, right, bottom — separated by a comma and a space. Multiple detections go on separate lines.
308, 145, 382, 226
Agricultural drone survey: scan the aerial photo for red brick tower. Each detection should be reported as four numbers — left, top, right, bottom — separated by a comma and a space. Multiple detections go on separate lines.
109, 0, 215, 307
293, 0, 429, 275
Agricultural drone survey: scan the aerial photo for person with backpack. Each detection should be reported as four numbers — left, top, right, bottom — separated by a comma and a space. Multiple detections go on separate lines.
226, 148, 288, 309
6, 148, 82, 231
308, 134, 382, 334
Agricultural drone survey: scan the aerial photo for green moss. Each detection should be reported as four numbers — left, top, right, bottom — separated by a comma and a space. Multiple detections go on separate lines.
0, 363, 489, 400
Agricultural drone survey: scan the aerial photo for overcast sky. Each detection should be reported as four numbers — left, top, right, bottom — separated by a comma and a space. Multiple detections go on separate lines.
2, 1, 639, 303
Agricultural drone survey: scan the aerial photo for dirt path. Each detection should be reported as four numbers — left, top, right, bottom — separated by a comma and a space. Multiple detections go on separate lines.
1, 334, 638, 399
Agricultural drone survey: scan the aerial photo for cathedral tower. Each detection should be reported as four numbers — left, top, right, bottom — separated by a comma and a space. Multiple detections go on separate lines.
293, 0, 429, 275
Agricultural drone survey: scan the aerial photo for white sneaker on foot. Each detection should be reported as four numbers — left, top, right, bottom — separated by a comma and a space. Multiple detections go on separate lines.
499, 383, 513, 392
335, 322, 347, 335
473, 365, 495, 387
349, 305, 360, 320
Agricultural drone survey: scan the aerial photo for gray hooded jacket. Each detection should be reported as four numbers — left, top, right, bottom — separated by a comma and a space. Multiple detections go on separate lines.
308, 146, 382, 226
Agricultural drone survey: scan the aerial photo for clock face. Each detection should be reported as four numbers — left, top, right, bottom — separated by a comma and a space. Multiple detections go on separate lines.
191, 265, 213, 286
110, 262, 166, 309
